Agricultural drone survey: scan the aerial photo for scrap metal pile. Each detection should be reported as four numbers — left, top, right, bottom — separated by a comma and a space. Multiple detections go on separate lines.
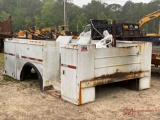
0, 16, 13, 52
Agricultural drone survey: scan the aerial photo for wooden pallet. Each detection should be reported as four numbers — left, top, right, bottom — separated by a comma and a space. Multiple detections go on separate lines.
45, 90, 61, 98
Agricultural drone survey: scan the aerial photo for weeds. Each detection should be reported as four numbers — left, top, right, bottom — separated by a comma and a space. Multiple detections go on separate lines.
0, 53, 4, 76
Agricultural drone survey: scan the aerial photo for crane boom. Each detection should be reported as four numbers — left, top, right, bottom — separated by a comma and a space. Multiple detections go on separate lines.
139, 10, 160, 32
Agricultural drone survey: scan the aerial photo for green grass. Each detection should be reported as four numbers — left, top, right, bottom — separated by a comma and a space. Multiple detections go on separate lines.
0, 53, 4, 70
3, 76, 20, 83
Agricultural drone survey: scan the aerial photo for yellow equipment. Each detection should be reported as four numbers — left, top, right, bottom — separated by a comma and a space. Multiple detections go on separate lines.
58, 25, 79, 39
16, 25, 79, 40
16, 26, 41, 39
28, 26, 41, 35
41, 26, 57, 39
41, 26, 56, 34
58, 25, 70, 35
16, 30, 31, 39
139, 10, 160, 36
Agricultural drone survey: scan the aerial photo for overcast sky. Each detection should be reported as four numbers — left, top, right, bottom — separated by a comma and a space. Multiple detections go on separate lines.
72, 0, 152, 7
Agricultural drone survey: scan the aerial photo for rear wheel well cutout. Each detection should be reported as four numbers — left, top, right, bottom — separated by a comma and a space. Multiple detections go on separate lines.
20, 62, 43, 90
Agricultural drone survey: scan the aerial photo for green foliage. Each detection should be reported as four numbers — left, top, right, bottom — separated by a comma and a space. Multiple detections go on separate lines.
0, 0, 159, 33
70, 13, 87, 32
0, 11, 10, 21
98, 12, 107, 20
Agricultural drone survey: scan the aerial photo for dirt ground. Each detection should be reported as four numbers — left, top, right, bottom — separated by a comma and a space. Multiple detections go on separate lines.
0, 53, 160, 120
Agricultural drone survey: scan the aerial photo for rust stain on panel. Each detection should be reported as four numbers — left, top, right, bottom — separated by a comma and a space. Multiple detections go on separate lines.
96, 71, 143, 79
78, 83, 82, 105
80, 71, 148, 89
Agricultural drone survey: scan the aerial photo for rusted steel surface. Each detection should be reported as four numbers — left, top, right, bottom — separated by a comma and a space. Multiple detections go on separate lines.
96, 71, 143, 79
152, 46, 160, 66
0, 16, 12, 37
80, 71, 149, 89
152, 55, 160, 66
78, 83, 82, 105
44, 85, 53, 91
152, 46, 160, 54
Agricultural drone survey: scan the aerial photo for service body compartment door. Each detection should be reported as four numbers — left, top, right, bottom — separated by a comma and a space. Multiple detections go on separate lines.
61, 48, 78, 104
4, 41, 16, 78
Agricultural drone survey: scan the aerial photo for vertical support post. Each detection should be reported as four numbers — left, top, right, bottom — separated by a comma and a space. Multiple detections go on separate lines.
113, 20, 116, 47
64, 0, 66, 25
26, 31, 28, 39
158, 21, 160, 35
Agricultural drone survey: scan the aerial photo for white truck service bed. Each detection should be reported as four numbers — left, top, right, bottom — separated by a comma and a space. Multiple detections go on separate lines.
4, 37, 152, 105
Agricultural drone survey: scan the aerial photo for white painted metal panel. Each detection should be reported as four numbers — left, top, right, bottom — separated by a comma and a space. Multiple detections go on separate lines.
5, 37, 152, 105
56, 36, 72, 47
94, 46, 142, 76
77, 45, 95, 104
116, 41, 143, 47
61, 67, 78, 104
61, 45, 96, 105
77, 45, 95, 82
61, 47, 78, 104
43, 45, 60, 89
95, 56, 140, 69
81, 87, 95, 104
4, 55, 16, 78
77, 36, 91, 44
139, 42, 152, 90
4, 40, 16, 54
61, 41, 152, 105
61, 48, 77, 67
16, 43, 43, 62
139, 76, 150, 90
140, 42, 152, 71
95, 46, 140, 58
4, 41, 16, 78
4, 38, 61, 91
95, 65, 141, 77
15, 59, 43, 80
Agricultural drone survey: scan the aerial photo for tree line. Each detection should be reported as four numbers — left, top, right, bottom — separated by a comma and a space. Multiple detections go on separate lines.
0, 0, 159, 33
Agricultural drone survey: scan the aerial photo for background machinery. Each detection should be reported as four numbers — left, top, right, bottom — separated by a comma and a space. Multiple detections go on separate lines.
17, 25, 78, 40
79, 20, 140, 41
0, 16, 13, 52
139, 10, 160, 37
58, 25, 78, 39
16, 26, 48, 40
